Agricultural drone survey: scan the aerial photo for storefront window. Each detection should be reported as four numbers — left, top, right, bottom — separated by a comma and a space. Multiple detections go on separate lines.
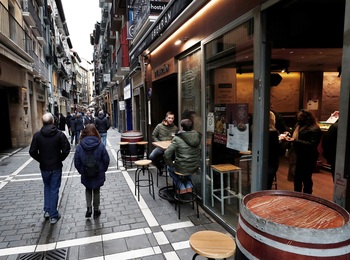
204, 19, 254, 228
178, 48, 202, 189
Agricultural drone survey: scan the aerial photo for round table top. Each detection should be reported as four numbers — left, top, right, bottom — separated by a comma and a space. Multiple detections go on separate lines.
189, 230, 236, 259
136, 141, 148, 145
118, 141, 129, 145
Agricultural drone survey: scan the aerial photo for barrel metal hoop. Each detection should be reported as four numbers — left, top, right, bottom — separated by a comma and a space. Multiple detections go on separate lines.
238, 217, 350, 257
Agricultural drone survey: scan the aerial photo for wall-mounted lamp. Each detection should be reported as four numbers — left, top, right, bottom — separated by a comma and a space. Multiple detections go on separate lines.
281, 67, 289, 74
175, 37, 188, 45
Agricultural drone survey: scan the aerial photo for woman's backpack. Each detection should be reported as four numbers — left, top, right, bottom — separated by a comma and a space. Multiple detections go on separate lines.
83, 150, 99, 177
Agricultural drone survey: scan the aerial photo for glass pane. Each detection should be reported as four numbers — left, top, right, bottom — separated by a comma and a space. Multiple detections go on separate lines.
179, 49, 202, 191
204, 19, 254, 228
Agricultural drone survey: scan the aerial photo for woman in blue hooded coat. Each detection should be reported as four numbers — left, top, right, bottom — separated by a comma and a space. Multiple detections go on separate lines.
74, 124, 110, 218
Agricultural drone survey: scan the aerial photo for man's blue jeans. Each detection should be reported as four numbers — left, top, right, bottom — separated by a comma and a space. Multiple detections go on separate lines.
41, 169, 62, 218
75, 130, 81, 145
167, 166, 192, 190
100, 133, 107, 146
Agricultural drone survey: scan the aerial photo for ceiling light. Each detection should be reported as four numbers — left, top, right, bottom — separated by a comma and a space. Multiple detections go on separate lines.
175, 40, 181, 45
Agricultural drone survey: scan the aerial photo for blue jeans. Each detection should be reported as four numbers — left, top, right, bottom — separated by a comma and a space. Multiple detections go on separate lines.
41, 169, 62, 218
149, 147, 164, 168
167, 166, 192, 190
100, 133, 107, 146
75, 130, 81, 145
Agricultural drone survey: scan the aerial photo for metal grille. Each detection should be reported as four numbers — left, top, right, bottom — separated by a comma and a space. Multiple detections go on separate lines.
18, 248, 67, 260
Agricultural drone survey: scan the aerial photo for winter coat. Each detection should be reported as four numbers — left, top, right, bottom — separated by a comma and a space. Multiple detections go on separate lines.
70, 115, 76, 132
164, 130, 202, 174
29, 124, 71, 171
84, 116, 94, 126
95, 114, 110, 134
152, 120, 178, 141
74, 136, 110, 189
74, 117, 84, 131
66, 114, 72, 127
58, 115, 66, 131
288, 124, 322, 179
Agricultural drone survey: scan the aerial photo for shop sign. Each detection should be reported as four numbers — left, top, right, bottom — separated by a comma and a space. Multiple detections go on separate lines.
130, 0, 193, 61
103, 74, 110, 82
150, 1, 167, 15
119, 101, 125, 111
152, 58, 177, 81
124, 84, 131, 100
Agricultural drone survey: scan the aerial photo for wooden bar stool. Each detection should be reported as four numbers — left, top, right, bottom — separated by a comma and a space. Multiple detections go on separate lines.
211, 164, 242, 215
189, 230, 236, 259
134, 159, 154, 201
173, 172, 199, 219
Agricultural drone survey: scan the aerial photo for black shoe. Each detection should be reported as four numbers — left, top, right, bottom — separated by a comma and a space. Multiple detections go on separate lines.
93, 209, 101, 218
85, 207, 92, 218
50, 214, 61, 225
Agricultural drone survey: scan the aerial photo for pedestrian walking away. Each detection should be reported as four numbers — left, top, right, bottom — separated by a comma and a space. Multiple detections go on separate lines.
58, 113, 67, 133
29, 112, 71, 224
73, 113, 84, 145
66, 112, 72, 136
74, 124, 110, 218
94, 110, 110, 146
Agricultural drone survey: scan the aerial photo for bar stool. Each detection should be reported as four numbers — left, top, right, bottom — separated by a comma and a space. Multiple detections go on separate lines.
136, 141, 148, 159
117, 142, 130, 169
211, 164, 242, 215
239, 150, 252, 186
134, 159, 154, 201
189, 230, 236, 260
174, 172, 199, 219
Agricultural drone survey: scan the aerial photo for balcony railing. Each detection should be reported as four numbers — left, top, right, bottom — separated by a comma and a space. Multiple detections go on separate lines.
21, 0, 44, 37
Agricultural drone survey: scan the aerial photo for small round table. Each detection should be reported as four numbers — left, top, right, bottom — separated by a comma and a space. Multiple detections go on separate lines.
189, 230, 236, 260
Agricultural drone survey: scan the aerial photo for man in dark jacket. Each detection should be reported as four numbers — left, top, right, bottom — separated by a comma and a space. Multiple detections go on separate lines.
94, 110, 110, 146
164, 119, 201, 194
29, 113, 70, 224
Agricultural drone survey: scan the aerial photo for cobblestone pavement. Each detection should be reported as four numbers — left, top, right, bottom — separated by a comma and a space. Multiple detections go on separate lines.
0, 129, 235, 260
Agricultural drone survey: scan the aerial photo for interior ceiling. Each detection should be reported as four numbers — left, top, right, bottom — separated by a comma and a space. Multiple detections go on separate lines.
267, 0, 345, 72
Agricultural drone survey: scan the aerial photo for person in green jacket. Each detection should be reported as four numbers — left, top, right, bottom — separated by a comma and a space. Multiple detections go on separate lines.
149, 111, 178, 175
164, 119, 202, 194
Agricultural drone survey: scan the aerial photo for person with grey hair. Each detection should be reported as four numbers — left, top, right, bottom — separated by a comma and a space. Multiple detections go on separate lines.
94, 110, 110, 146
29, 113, 70, 224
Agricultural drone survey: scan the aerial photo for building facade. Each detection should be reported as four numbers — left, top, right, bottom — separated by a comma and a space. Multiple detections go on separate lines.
0, 0, 93, 150
94, 0, 350, 234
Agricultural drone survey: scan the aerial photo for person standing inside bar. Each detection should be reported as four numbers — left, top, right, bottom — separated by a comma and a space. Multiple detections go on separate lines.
282, 109, 322, 194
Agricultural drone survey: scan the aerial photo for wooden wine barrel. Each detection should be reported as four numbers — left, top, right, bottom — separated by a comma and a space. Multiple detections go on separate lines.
121, 131, 144, 162
236, 190, 350, 259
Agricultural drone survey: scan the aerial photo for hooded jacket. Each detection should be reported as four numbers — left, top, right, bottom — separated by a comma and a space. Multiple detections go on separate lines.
164, 130, 202, 174
94, 113, 110, 134
74, 136, 110, 189
29, 124, 70, 171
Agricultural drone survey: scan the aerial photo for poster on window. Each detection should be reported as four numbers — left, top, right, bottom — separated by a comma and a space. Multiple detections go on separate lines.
226, 103, 249, 152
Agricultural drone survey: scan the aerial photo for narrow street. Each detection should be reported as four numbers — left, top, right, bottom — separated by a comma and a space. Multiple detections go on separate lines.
0, 129, 232, 260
